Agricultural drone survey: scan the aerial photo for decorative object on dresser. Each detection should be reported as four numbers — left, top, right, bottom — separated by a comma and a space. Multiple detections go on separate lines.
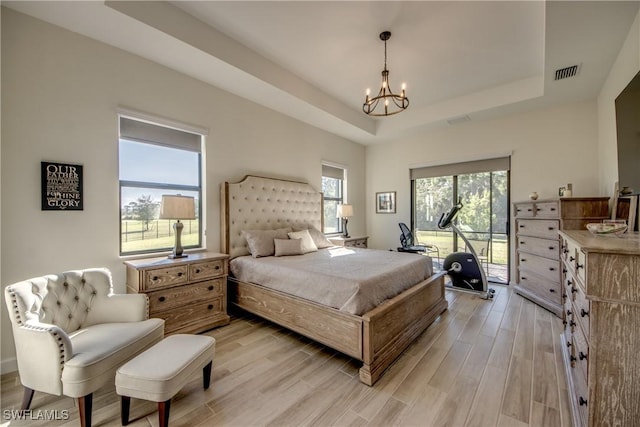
159, 194, 196, 259
336, 204, 353, 238
329, 235, 368, 248
513, 197, 609, 317
559, 230, 640, 427
125, 252, 229, 335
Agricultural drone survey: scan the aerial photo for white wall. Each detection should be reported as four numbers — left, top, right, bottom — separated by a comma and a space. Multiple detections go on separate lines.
366, 100, 601, 279
0, 9, 365, 372
597, 10, 640, 195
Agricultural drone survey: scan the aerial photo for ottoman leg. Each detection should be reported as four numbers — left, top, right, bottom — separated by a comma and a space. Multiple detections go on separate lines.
203, 361, 212, 390
120, 396, 131, 426
158, 399, 171, 427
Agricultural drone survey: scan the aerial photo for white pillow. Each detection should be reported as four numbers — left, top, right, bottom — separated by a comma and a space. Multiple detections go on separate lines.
302, 227, 334, 249
243, 229, 277, 257
274, 238, 303, 257
287, 229, 318, 253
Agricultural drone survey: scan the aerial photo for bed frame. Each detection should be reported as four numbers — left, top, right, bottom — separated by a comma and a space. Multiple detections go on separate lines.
221, 175, 447, 385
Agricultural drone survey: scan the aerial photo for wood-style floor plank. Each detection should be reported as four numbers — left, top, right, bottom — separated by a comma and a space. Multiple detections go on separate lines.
0, 285, 572, 427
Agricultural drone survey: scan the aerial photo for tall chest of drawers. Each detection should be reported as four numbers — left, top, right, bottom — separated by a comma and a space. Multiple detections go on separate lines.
559, 230, 640, 427
513, 198, 609, 317
125, 252, 230, 335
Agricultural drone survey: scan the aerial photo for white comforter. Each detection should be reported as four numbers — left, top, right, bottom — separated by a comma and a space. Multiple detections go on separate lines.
229, 247, 433, 315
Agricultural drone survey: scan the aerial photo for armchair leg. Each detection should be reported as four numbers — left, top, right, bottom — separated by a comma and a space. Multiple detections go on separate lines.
21, 387, 35, 410
78, 394, 93, 427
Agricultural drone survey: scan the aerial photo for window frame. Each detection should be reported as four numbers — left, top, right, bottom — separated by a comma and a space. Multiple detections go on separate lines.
321, 162, 347, 235
118, 113, 205, 257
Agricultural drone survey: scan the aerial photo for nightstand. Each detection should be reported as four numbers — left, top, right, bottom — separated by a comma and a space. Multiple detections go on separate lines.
329, 236, 368, 248
124, 252, 230, 335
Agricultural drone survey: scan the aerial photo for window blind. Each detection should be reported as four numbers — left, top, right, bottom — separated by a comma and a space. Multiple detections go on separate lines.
322, 164, 345, 180
410, 156, 510, 180
120, 117, 201, 152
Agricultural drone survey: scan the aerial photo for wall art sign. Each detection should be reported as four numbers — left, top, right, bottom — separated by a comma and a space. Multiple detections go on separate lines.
41, 161, 83, 211
376, 191, 396, 214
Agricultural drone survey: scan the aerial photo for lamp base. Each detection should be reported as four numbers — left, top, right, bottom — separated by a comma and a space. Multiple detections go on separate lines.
167, 253, 188, 259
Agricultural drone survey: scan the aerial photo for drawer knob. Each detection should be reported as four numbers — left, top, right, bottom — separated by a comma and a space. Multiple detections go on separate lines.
177, 272, 183, 277
563, 247, 569, 254
517, 208, 522, 212
215, 265, 220, 270
579, 351, 588, 361
549, 288, 556, 293
569, 256, 575, 262
579, 397, 587, 406
527, 208, 533, 212
548, 246, 555, 250
521, 276, 527, 280
520, 258, 526, 262
563, 268, 567, 274
159, 296, 166, 302
195, 269, 201, 273
520, 241, 525, 245
569, 320, 576, 328
566, 341, 572, 348
152, 276, 159, 281
580, 308, 589, 317
576, 263, 584, 270
562, 293, 567, 299
570, 355, 577, 362
550, 207, 556, 211
571, 287, 578, 294
562, 320, 567, 326
207, 304, 214, 310
549, 267, 555, 271
567, 279, 573, 286
567, 309, 573, 316
519, 224, 525, 228
208, 285, 214, 291
548, 227, 555, 231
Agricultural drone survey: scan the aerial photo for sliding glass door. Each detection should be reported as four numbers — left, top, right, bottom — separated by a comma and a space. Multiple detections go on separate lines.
412, 162, 510, 284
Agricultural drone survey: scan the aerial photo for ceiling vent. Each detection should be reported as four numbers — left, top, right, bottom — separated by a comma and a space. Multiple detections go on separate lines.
447, 115, 471, 126
555, 65, 580, 81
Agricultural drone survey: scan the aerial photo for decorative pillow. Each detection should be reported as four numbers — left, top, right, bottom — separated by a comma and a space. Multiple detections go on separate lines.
274, 238, 303, 257
243, 229, 277, 258
306, 227, 334, 249
287, 229, 318, 253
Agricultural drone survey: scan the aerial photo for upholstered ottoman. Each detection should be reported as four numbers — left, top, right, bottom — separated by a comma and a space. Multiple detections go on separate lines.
115, 334, 215, 427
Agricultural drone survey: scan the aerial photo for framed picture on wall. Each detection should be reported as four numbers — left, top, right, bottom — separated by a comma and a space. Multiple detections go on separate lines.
376, 191, 396, 214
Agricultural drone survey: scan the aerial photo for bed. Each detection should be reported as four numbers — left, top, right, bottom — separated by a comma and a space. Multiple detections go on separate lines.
220, 175, 447, 385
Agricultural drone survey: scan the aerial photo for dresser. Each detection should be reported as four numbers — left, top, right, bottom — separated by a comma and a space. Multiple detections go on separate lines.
559, 230, 640, 427
124, 252, 230, 335
513, 198, 609, 316
328, 235, 368, 248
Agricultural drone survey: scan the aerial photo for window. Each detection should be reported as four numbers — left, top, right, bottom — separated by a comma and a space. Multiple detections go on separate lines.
322, 163, 346, 234
119, 116, 204, 256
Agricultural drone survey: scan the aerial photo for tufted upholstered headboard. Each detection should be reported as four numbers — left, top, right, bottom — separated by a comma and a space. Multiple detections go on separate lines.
221, 175, 323, 259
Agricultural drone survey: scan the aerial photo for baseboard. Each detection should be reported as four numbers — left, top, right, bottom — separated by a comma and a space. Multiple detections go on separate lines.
1, 357, 18, 375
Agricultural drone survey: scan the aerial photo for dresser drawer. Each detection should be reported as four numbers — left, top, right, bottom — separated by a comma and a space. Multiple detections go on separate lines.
535, 201, 559, 218
345, 238, 368, 248
144, 265, 189, 290
573, 319, 589, 381
518, 270, 561, 304
514, 202, 536, 218
162, 297, 225, 335
517, 235, 559, 259
573, 285, 590, 337
516, 219, 560, 240
148, 278, 224, 313
189, 259, 226, 281
518, 252, 561, 282
572, 361, 589, 427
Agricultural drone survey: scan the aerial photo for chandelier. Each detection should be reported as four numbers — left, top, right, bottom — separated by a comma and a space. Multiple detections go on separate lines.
363, 31, 409, 116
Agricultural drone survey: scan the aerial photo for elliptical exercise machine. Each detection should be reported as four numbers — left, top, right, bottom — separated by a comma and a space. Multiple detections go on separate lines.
438, 201, 495, 299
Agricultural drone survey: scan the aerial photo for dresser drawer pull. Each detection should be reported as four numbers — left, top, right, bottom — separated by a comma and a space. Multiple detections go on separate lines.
207, 304, 214, 310
215, 266, 221, 270
521, 258, 526, 262
195, 268, 201, 273
563, 247, 569, 254
520, 241, 525, 245
580, 308, 589, 317
550, 207, 556, 211
208, 285, 214, 291
159, 296, 166, 302
567, 279, 573, 286
566, 341, 572, 348
563, 268, 567, 274
579, 352, 588, 361
571, 287, 578, 294
579, 397, 587, 406
549, 288, 556, 293
576, 263, 584, 270
527, 208, 533, 212
549, 246, 555, 250
566, 309, 573, 316
177, 272, 183, 277
517, 208, 522, 212
562, 293, 567, 299
569, 256, 575, 262
519, 224, 525, 228
570, 354, 577, 362
152, 276, 159, 281
548, 227, 555, 231
569, 320, 576, 328
549, 267, 555, 271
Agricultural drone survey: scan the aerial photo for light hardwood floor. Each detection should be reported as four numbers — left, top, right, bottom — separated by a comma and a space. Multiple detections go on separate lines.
0, 285, 571, 427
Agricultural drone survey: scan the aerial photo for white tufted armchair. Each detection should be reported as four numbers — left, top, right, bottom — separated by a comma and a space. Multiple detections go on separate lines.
4, 268, 165, 427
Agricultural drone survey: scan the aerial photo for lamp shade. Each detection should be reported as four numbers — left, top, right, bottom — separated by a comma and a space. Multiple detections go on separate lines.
336, 204, 354, 218
159, 195, 196, 220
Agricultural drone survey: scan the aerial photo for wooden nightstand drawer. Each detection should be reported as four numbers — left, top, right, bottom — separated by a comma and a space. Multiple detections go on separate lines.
189, 259, 225, 281
345, 238, 367, 248
162, 297, 226, 335
148, 278, 224, 313
144, 265, 188, 290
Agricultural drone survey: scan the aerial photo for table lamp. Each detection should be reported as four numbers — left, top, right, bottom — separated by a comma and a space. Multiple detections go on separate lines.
159, 194, 196, 258
336, 204, 353, 238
